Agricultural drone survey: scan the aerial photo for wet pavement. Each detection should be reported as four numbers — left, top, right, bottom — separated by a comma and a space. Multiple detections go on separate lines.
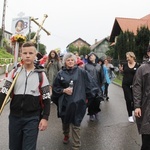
0, 77, 141, 150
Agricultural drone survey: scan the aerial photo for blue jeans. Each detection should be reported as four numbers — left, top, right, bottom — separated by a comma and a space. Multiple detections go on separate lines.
9, 115, 40, 150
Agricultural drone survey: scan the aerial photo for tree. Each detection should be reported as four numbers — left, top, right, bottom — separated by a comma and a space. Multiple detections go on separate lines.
26, 32, 36, 41
106, 46, 115, 58
67, 44, 91, 56
67, 44, 79, 54
38, 43, 47, 55
26, 32, 47, 55
115, 31, 135, 62
79, 46, 91, 56
135, 26, 150, 61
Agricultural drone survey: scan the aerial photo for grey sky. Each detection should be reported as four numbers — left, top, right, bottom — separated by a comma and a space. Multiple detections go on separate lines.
0, 0, 150, 54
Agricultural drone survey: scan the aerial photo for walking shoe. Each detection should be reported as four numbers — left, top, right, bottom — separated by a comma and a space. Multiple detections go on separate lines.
89, 115, 95, 121
106, 97, 109, 101
128, 116, 134, 123
63, 135, 69, 144
95, 113, 99, 120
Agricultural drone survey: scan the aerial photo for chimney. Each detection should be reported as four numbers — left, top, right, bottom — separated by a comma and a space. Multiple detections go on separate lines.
95, 39, 97, 44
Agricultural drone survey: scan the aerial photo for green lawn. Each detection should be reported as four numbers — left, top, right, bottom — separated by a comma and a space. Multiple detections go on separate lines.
0, 48, 13, 64
113, 74, 122, 86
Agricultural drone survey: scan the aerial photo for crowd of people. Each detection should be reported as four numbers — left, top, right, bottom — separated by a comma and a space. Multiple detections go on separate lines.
0, 41, 150, 150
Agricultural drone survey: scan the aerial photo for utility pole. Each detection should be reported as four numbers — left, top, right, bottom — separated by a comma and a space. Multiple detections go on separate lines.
1, 0, 7, 47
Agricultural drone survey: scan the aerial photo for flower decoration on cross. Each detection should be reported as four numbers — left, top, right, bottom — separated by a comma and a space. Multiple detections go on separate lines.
10, 34, 26, 44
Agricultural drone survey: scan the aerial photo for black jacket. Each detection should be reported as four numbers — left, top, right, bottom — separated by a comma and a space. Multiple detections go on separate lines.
51, 66, 100, 126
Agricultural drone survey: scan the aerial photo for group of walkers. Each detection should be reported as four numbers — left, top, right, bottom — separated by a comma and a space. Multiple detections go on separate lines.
0, 41, 115, 150
0, 41, 150, 150
48, 51, 115, 149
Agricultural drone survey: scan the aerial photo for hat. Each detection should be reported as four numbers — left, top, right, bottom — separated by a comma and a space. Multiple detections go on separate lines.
147, 45, 150, 52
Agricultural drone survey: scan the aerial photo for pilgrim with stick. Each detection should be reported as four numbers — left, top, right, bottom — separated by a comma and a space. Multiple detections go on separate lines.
0, 14, 51, 150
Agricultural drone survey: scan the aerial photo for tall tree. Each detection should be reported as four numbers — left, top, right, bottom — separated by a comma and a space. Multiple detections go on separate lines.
115, 31, 135, 62
135, 26, 150, 61
79, 46, 91, 56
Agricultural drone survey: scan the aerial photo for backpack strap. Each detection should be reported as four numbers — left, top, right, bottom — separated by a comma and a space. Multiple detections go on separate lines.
38, 72, 44, 109
11, 68, 20, 99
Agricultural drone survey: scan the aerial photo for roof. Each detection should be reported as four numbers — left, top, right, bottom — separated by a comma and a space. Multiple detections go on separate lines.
90, 37, 109, 50
109, 14, 150, 42
66, 38, 91, 48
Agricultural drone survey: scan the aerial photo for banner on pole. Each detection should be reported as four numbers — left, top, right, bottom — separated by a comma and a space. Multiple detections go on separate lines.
11, 17, 30, 35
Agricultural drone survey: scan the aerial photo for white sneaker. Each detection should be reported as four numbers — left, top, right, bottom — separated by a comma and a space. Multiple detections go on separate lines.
128, 116, 134, 123
89, 115, 95, 121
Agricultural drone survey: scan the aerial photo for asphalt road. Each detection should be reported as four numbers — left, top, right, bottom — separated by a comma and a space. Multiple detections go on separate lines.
0, 78, 142, 150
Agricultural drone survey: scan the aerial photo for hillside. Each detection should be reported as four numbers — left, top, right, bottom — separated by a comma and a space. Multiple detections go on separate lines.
0, 48, 13, 58
0, 48, 13, 64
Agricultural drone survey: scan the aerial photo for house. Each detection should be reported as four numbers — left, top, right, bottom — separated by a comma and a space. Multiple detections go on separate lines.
90, 37, 110, 58
66, 38, 91, 50
0, 29, 12, 46
109, 14, 150, 44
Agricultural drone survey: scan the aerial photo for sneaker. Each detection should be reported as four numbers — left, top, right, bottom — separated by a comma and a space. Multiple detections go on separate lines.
89, 115, 95, 121
63, 135, 69, 144
128, 116, 134, 123
95, 113, 99, 120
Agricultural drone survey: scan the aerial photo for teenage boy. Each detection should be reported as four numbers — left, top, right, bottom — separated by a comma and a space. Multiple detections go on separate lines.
0, 42, 50, 150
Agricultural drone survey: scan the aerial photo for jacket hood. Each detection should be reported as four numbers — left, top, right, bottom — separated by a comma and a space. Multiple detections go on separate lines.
87, 52, 99, 63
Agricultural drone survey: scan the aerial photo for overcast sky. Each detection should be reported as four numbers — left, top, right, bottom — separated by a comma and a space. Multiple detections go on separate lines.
0, 0, 150, 54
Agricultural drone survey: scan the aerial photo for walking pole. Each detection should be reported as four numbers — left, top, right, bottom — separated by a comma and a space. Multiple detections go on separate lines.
0, 66, 22, 115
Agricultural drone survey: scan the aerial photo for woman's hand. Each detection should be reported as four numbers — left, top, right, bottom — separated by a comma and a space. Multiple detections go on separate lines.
134, 108, 141, 118
63, 88, 73, 95
119, 64, 123, 72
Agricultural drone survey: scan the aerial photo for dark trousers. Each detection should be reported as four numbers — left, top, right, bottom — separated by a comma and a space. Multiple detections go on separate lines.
87, 97, 101, 115
9, 115, 40, 150
141, 134, 150, 150
122, 84, 134, 117
104, 83, 109, 97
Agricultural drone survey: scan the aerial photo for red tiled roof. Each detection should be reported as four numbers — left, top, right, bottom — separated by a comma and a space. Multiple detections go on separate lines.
116, 17, 150, 35
110, 14, 150, 42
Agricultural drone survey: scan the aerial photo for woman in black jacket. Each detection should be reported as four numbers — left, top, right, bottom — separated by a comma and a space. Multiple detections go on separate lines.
119, 52, 140, 123
52, 52, 101, 150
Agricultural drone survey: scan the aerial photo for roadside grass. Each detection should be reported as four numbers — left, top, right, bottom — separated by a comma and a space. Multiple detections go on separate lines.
0, 48, 13, 64
113, 73, 122, 86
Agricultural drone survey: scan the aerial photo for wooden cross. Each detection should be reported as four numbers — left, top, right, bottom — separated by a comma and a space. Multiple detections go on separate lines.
30, 14, 50, 43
